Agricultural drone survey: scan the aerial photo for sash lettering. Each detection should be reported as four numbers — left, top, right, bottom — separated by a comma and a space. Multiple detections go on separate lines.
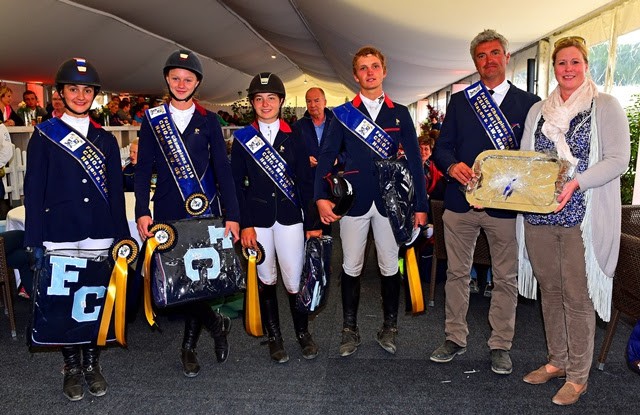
332, 102, 393, 159
233, 125, 300, 207
146, 104, 215, 216
464, 81, 517, 150
37, 118, 109, 203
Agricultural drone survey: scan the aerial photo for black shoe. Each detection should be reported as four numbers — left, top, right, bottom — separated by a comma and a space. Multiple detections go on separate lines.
376, 326, 398, 355
430, 340, 467, 363
181, 348, 200, 377
83, 364, 108, 396
213, 315, 231, 363
469, 279, 479, 294
339, 327, 361, 357
490, 349, 512, 375
484, 282, 494, 298
63, 367, 85, 401
297, 332, 319, 360
268, 337, 289, 363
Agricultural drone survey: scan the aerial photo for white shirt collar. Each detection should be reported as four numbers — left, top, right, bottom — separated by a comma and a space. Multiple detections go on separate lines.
258, 119, 280, 145
169, 103, 195, 134
61, 113, 90, 138
359, 92, 385, 121
485, 79, 510, 106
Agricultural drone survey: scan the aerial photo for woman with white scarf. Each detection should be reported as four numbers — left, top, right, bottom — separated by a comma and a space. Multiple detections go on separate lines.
517, 36, 630, 405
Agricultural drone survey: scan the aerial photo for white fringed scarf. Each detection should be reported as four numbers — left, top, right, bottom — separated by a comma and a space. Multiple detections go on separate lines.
540, 78, 598, 166
518, 86, 615, 321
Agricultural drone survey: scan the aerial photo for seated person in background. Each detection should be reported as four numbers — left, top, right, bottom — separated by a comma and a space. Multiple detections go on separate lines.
22, 90, 48, 125
0, 85, 24, 126
116, 99, 133, 125
431, 116, 442, 131
1, 230, 32, 298
46, 91, 66, 119
130, 96, 147, 117
122, 139, 138, 192
132, 103, 149, 125
107, 100, 124, 126
419, 134, 444, 200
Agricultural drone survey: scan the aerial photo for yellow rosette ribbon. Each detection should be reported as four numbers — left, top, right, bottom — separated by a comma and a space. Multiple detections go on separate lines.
97, 238, 139, 346
142, 223, 177, 327
405, 246, 425, 315
242, 243, 264, 337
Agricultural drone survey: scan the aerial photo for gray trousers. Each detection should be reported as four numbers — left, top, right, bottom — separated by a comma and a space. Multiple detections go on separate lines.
442, 209, 518, 350
524, 222, 595, 384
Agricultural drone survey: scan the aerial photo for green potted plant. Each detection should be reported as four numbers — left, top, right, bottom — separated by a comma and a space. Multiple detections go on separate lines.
621, 93, 640, 204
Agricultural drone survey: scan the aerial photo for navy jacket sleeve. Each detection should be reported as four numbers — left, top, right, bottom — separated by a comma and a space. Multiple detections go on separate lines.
134, 118, 154, 220
230, 138, 252, 228
290, 126, 319, 231
24, 130, 47, 246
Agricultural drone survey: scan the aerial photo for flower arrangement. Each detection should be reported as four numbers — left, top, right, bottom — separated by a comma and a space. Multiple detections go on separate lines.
230, 94, 253, 125
421, 104, 444, 133
16, 101, 28, 116
17, 101, 36, 124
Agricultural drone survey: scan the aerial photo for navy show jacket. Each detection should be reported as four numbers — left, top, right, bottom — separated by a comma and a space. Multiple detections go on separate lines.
314, 95, 428, 217
134, 104, 240, 223
432, 82, 540, 218
231, 120, 318, 231
24, 119, 129, 246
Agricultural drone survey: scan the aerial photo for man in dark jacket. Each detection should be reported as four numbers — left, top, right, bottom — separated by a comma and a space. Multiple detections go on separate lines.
430, 29, 540, 375
293, 87, 344, 235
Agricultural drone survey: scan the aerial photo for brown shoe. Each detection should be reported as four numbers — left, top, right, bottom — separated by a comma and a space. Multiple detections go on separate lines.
523, 365, 566, 385
552, 382, 587, 406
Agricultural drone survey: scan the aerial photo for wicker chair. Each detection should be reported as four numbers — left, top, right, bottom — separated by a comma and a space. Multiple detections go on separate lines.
0, 236, 17, 339
621, 204, 640, 237
428, 200, 492, 307
597, 207, 640, 370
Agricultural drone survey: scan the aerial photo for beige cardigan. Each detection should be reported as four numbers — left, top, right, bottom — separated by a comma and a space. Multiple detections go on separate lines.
517, 93, 630, 321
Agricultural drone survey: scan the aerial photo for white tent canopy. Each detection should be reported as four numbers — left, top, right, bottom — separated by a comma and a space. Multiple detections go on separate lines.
0, 0, 617, 107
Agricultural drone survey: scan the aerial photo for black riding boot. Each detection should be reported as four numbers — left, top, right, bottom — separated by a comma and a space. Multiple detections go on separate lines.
181, 314, 203, 377
259, 282, 288, 363
61, 345, 84, 401
288, 294, 318, 359
200, 303, 231, 363
339, 272, 361, 357
377, 273, 401, 354
82, 346, 108, 396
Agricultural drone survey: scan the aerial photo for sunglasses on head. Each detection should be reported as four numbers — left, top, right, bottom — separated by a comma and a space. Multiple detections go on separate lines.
554, 36, 586, 48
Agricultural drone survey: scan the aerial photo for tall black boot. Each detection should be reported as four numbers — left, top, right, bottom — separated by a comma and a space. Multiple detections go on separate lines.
259, 282, 289, 363
377, 273, 401, 354
200, 303, 231, 363
82, 346, 108, 396
288, 294, 318, 359
181, 314, 203, 377
339, 272, 361, 357
61, 345, 84, 401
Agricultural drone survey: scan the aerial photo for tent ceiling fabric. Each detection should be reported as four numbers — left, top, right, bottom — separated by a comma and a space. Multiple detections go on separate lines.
0, 0, 615, 106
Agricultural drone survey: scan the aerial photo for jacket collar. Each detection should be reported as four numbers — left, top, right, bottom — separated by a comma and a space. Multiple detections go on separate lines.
251, 118, 292, 134
352, 93, 395, 109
